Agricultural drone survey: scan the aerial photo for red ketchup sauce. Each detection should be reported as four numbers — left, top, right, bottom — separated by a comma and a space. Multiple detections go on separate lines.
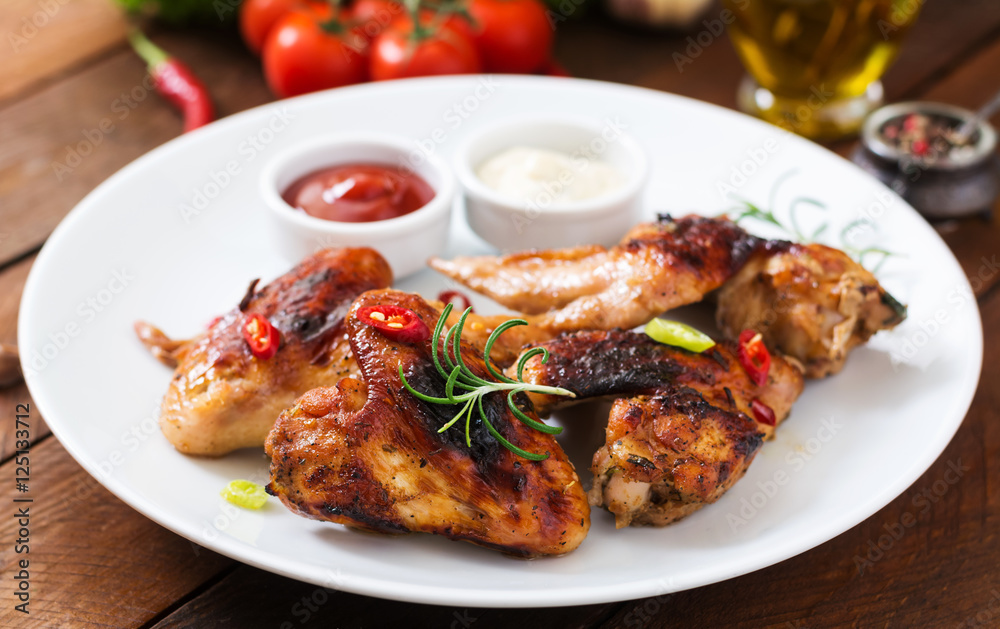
282, 163, 434, 223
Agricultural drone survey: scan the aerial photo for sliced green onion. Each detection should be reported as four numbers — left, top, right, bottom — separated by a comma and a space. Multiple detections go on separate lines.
221, 479, 268, 509
644, 318, 716, 353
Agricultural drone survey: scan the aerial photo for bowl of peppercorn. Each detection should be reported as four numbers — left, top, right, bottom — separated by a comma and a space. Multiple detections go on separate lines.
851, 101, 1000, 220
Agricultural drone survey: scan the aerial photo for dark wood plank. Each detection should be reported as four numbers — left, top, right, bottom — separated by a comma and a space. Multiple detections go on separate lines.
881, 0, 1000, 101
152, 563, 621, 629
912, 37, 1000, 297
0, 28, 271, 268
0, 437, 234, 627
0, 256, 47, 462
0, 0, 126, 103
598, 273, 1000, 629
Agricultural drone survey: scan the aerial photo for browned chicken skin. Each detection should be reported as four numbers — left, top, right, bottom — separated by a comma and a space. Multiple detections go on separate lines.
439, 307, 555, 369
135, 248, 392, 456
594, 390, 763, 527
716, 243, 907, 378
265, 289, 590, 557
431, 215, 906, 378
513, 330, 804, 527
430, 215, 760, 330
514, 330, 803, 438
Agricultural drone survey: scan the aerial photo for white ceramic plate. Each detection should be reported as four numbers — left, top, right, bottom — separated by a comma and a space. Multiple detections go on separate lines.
19, 76, 982, 608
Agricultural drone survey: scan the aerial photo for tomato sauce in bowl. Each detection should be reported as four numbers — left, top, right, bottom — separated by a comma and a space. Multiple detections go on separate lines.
282, 164, 435, 223
261, 133, 455, 278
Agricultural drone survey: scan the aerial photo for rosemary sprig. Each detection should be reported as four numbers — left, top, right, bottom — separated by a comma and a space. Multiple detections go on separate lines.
398, 304, 575, 461
839, 219, 896, 273
724, 169, 902, 273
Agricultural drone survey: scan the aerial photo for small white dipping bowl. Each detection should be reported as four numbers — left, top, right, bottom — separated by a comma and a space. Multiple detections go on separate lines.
455, 116, 648, 251
261, 133, 455, 278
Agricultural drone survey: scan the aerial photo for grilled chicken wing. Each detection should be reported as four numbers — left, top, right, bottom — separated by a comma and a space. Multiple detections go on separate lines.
513, 330, 804, 527
430, 215, 759, 328
594, 389, 762, 527
265, 289, 590, 557
432, 214, 906, 378
513, 330, 802, 438
136, 248, 392, 456
716, 243, 908, 378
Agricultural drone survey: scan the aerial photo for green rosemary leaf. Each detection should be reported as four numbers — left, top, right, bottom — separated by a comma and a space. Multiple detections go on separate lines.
483, 320, 523, 384
438, 396, 473, 433
768, 168, 798, 211
464, 397, 475, 447
441, 316, 460, 373
398, 364, 453, 404
858, 247, 899, 273
840, 218, 872, 242
507, 390, 563, 435
516, 347, 549, 381
449, 308, 492, 388
788, 197, 826, 241
403, 305, 574, 460
429, 303, 454, 381
478, 396, 548, 461
444, 364, 464, 400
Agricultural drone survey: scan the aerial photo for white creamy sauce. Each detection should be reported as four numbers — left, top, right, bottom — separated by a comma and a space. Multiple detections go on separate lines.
476, 146, 626, 204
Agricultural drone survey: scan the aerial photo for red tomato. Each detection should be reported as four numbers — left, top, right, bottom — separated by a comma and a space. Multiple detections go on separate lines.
263, 5, 369, 98
239, 0, 303, 55
469, 0, 553, 74
370, 15, 481, 81
350, 0, 405, 40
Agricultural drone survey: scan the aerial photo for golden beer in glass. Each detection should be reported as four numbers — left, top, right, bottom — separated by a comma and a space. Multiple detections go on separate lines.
723, 0, 921, 140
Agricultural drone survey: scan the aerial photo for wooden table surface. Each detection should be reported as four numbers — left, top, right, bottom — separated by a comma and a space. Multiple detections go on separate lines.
1, 0, 998, 626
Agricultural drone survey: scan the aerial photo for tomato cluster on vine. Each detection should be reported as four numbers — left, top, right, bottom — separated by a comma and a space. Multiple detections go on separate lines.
239, 0, 565, 98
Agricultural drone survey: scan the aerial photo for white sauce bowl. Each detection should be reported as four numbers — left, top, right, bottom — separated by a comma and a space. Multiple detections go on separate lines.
455, 116, 648, 251
260, 133, 455, 278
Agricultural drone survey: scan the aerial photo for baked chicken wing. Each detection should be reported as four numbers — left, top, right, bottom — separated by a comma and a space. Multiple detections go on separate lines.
593, 389, 762, 527
432, 214, 906, 378
513, 330, 804, 527
265, 289, 590, 557
715, 242, 907, 378
135, 247, 392, 456
430, 214, 759, 329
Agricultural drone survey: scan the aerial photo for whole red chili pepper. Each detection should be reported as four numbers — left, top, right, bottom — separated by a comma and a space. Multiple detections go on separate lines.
128, 30, 214, 133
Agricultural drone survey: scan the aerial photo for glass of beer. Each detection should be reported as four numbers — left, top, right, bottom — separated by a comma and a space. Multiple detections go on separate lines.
723, 0, 921, 141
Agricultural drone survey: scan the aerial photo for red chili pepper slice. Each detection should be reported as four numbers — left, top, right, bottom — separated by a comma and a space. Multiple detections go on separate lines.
751, 398, 776, 426
242, 313, 281, 359
357, 305, 430, 343
737, 329, 771, 386
128, 29, 214, 133
437, 290, 473, 313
